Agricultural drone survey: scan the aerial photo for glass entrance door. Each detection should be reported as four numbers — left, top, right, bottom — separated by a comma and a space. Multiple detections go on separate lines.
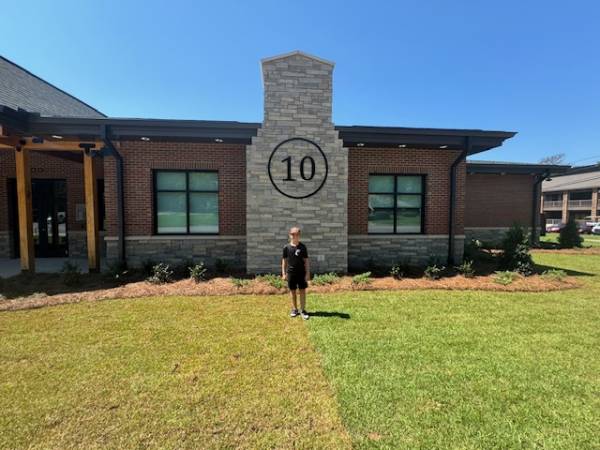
31, 180, 68, 257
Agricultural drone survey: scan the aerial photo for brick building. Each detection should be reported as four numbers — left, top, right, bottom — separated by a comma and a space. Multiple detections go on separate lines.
0, 51, 568, 273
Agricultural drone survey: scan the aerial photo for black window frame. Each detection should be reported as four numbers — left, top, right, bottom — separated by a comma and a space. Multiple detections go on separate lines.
367, 173, 426, 235
152, 169, 219, 235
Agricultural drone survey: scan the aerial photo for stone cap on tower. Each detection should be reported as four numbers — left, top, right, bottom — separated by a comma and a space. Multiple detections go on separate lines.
261, 50, 335, 67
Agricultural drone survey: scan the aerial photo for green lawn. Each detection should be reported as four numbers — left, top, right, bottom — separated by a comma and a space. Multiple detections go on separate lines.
1, 252, 599, 449
541, 232, 600, 247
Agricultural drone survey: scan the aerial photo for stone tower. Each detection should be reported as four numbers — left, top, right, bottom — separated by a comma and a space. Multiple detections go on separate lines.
246, 51, 348, 273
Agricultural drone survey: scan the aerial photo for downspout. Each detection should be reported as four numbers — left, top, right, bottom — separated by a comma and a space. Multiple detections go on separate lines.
100, 125, 126, 265
447, 136, 470, 265
531, 170, 550, 247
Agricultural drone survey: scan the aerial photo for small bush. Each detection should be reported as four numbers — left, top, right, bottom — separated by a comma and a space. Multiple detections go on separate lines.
541, 269, 567, 282
455, 259, 475, 278
390, 261, 410, 280
352, 272, 372, 285
257, 273, 286, 289
424, 264, 445, 280
499, 224, 534, 275
61, 262, 82, 286
494, 270, 518, 285
215, 258, 230, 274
558, 219, 583, 248
231, 277, 250, 288
105, 260, 128, 280
189, 262, 207, 283
147, 263, 173, 284
312, 272, 339, 286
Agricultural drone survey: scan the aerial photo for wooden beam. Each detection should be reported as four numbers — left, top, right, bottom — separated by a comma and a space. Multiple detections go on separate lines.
0, 137, 103, 152
83, 151, 100, 272
15, 147, 35, 273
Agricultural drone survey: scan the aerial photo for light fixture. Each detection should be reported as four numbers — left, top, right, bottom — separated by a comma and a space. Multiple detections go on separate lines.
140, 137, 150, 141
356, 142, 365, 147
51, 135, 63, 140
398, 144, 406, 148
439, 145, 448, 149
214, 138, 223, 143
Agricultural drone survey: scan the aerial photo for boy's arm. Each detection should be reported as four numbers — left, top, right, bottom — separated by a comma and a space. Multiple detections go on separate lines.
281, 258, 287, 279
304, 257, 310, 281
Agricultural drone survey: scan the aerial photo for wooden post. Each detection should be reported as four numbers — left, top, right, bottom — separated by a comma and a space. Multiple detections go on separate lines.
592, 189, 599, 221
15, 146, 35, 273
561, 191, 569, 223
83, 150, 100, 272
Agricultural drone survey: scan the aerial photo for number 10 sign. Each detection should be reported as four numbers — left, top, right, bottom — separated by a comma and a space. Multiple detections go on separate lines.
267, 137, 329, 199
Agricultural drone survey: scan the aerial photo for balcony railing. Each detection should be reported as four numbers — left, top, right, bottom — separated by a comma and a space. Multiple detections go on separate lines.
568, 199, 593, 208
543, 200, 563, 209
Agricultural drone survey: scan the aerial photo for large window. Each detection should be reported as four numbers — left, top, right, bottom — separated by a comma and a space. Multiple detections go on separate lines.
154, 170, 218, 234
368, 174, 424, 234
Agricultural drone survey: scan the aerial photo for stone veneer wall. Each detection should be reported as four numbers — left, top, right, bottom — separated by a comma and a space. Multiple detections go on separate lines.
68, 231, 107, 258
105, 236, 245, 268
246, 52, 348, 274
0, 231, 12, 258
348, 235, 465, 270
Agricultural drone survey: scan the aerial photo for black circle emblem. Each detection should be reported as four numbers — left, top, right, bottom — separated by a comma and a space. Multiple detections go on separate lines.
267, 137, 329, 199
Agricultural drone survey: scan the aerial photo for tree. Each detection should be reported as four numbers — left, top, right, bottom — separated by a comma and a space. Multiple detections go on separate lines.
558, 218, 583, 248
539, 153, 566, 165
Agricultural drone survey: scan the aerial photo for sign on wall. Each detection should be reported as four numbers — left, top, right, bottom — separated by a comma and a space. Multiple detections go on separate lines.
267, 137, 329, 199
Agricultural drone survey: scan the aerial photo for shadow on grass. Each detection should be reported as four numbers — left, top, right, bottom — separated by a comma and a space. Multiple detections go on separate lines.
309, 311, 351, 319
533, 264, 595, 277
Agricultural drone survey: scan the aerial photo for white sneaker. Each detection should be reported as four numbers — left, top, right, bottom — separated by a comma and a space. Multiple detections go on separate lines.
290, 309, 299, 318
300, 310, 309, 320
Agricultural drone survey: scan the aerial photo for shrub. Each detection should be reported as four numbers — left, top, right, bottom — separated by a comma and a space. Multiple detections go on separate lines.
352, 272, 372, 285
61, 262, 82, 286
189, 263, 208, 283
312, 272, 340, 286
390, 261, 410, 280
105, 260, 128, 280
455, 259, 475, 278
558, 219, 583, 248
231, 277, 250, 288
256, 273, 286, 289
541, 269, 567, 282
499, 224, 534, 275
147, 263, 173, 284
494, 270, 518, 285
215, 258, 230, 274
424, 264, 445, 280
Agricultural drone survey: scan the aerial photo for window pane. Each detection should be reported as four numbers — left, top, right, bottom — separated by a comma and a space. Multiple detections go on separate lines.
396, 208, 421, 233
397, 195, 422, 208
189, 172, 218, 191
157, 192, 186, 233
368, 209, 394, 233
396, 176, 422, 193
368, 175, 394, 193
189, 193, 218, 233
156, 172, 186, 190
369, 194, 394, 208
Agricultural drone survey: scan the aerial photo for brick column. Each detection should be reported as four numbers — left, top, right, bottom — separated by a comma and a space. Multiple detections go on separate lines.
561, 191, 569, 223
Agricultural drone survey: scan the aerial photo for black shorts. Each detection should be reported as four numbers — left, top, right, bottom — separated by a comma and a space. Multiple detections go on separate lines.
287, 272, 308, 290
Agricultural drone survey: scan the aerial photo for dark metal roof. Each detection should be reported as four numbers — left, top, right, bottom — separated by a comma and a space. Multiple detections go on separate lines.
467, 159, 570, 175
0, 108, 515, 152
0, 56, 105, 118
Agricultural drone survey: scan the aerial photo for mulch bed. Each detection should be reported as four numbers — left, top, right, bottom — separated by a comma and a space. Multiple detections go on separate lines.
0, 273, 580, 312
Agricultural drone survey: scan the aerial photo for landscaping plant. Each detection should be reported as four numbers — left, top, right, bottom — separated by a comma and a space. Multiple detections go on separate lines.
352, 272, 372, 285
231, 277, 250, 288
390, 262, 408, 280
455, 259, 475, 278
424, 264, 445, 280
558, 218, 583, 248
256, 273, 286, 289
189, 263, 208, 283
493, 270, 518, 285
499, 224, 534, 275
311, 272, 339, 286
541, 268, 567, 282
147, 263, 173, 284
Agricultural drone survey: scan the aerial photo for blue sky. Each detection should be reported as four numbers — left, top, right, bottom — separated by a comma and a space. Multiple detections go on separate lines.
2, 0, 600, 164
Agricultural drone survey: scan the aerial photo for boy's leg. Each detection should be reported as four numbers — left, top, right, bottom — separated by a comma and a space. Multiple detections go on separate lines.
299, 289, 306, 312
289, 289, 298, 310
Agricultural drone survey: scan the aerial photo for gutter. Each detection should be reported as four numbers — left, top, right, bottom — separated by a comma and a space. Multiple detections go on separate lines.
532, 171, 551, 246
448, 137, 470, 265
99, 125, 126, 265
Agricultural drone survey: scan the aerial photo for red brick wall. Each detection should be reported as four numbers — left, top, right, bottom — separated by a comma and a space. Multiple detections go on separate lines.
465, 173, 534, 227
348, 147, 466, 235
0, 150, 103, 232
103, 141, 246, 236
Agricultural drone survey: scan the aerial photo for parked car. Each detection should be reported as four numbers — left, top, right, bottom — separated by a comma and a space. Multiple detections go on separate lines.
592, 223, 600, 235
546, 223, 564, 233
579, 221, 600, 234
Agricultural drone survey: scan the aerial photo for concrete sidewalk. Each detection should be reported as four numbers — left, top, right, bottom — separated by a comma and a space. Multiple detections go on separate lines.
0, 258, 89, 278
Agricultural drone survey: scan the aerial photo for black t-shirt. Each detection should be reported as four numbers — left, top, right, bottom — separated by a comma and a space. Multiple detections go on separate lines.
282, 242, 308, 274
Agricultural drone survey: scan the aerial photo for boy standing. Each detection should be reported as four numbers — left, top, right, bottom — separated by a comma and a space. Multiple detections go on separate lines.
281, 226, 310, 320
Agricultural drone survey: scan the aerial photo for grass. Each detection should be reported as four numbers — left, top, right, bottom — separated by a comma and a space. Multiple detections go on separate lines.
541, 232, 600, 247
1, 251, 599, 448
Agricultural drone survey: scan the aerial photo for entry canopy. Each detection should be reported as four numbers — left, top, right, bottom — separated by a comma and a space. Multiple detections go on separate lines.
467, 159, 571, 175
1, 105, 515, 155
